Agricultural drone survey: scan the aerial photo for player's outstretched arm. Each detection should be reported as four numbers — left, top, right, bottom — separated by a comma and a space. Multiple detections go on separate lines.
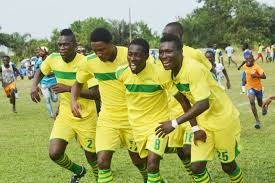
237, 61, 246, 70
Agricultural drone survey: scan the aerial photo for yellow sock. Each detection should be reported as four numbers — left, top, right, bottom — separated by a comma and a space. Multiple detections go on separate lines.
98, 169, 114, 183
192, 168, 210, 183
182, 159, 192, 176
54, 153, 82, 174
147, 172, 161, 183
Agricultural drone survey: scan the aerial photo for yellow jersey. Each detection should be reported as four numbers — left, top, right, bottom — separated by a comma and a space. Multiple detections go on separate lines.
183, 45, 212, 70
173, 57, 239, 131
41, 53, 97, 120
116, 60, 176, 127
76, 46, 130, 128
150, 46, 211, 119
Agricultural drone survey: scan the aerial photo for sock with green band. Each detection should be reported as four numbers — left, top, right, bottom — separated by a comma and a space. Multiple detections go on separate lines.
229, 165, 244, 183
192, 168, 210, 183
182, 159, 192, 176
98, 169, 114, 183
54, 153, 82, 175
87, 159, 98, 181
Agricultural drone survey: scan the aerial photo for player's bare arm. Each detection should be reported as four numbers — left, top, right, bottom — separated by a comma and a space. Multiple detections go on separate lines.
30, 69, 44, 103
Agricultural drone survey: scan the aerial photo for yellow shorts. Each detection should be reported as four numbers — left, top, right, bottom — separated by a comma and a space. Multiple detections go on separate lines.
96, 124, 138, 153
133, 123, 168, 158
168, 123, 192, 147
50, 114, 97, 153
4, 82, 16, 96
191, 119, 241, 163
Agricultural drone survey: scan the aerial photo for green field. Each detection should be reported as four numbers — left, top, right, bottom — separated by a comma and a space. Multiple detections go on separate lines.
1, 56, 275, 183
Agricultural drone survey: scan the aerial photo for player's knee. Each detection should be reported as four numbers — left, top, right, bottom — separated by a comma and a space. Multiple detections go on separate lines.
191, 162, 206, 174
177, 145, 191, 160
131, 157, 144, 168
146, 162, 159, 173
146, 156, 160, 173
257, 100, 263, 107
129, 151, 144, 167
249, 100, 256, 106
49, 149, 63, 161
10, 90, 15, 97
45, 97, 51, 104
97, 153, 112, 169
84, 151, 97, 162
221, 161, 236, 174
97, 158, 111, 169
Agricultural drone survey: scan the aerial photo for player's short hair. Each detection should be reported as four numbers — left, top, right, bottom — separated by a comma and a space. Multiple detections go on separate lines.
60, 29, 74, 36
90, 28, 112, 43
60, 29, 76, 42
165, 22, 184, 35
129, 38, 149, 54
160, 34, 183, 51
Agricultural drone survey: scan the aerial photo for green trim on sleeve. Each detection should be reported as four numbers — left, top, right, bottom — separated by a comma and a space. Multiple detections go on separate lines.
115, 65, 129, 79
49, 53, 61, 58
86, 54, 97, 61
176, 83, 190, 92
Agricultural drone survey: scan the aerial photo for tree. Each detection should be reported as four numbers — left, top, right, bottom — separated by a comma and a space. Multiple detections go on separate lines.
70, 17, 111, 49
229, 0, 272, 44
109, 19, 131, 46
48, 28, 60, 52
178, 0, 275, 47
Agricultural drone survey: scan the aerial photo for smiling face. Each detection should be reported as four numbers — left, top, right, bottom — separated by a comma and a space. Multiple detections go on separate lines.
159, 41, 181, 70
245, 54, 255, 67
127, 44, 148, 74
